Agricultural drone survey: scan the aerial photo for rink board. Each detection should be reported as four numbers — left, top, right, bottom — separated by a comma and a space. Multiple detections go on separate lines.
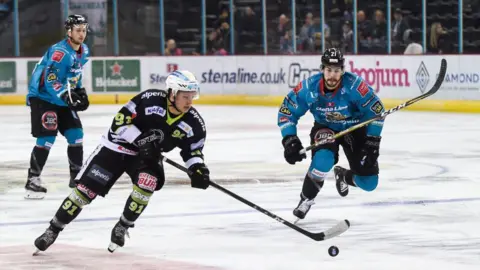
0, 55, 479, 113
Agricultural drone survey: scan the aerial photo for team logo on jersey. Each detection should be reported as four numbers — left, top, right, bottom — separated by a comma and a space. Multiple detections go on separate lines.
51, 50, 65, 63
279, 116, 289, 123
325, 112, 347, 122
370, 100, 384, 115
357, 81, 369, 97
313, 128, 335, 144
145, 106, 166, 117
279, 104, 292, 116
41, 111, 58, 130
46, 73, 57, 82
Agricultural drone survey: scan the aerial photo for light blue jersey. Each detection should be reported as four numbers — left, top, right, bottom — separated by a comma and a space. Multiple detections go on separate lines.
27, 39, 90, 107
278, 71, 385, 138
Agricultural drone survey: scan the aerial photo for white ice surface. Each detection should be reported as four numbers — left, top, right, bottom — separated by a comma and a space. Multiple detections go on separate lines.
0, 105, 479, 270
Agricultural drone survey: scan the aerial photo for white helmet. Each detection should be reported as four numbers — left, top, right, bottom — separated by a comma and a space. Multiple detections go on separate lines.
165, 70, 200, 100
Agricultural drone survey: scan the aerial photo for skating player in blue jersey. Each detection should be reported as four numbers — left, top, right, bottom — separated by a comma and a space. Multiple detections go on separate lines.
277, 48, 385, 221
25, 15, 90, 199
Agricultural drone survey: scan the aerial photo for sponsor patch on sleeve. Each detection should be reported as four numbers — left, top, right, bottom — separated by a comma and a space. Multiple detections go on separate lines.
279, 104, 292, 116
293, 81, 303, 94
370, 100, 384, 115
357, 81, 369, 97
51, 50, 65, 63
46, 73, 57, 82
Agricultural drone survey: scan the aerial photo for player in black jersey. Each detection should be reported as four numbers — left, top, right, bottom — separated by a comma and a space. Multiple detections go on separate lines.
33, 70, 210, 254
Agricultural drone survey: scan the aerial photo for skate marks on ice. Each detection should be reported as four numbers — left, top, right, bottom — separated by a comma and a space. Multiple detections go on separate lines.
0, 244, 224, 270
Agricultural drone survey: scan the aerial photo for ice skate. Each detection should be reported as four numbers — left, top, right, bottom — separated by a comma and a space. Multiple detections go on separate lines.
293, 194, 315, 224
334, 166, 349, 197
25, 175, 47, 200
108, 221, 134, 253
33, 226, 59, 255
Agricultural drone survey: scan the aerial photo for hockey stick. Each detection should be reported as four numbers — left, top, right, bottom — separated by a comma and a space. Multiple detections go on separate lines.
299, 58, 447, 155
160, 154, 350, 241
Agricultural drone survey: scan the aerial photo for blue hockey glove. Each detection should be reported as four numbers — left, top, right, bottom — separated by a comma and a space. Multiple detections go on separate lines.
282, 135, 307, 165
360, 136, 381, 168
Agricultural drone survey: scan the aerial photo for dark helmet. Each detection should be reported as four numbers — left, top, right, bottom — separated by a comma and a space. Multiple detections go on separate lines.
65, 14, 88, 31
321, 48, 345, 69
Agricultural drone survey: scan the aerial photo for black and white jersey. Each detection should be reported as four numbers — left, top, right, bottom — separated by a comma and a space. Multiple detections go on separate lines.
100, 89, 207, 167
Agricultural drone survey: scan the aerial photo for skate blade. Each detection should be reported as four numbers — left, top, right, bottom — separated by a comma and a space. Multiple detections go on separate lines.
24, 190, 46, 200
293, 218, 301, 225
32, 249, 41, 256
108, 242, 119, 253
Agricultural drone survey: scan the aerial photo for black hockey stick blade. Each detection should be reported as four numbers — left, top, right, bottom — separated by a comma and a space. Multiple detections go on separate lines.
301, 58, 447, 154
160, 155, 350, 241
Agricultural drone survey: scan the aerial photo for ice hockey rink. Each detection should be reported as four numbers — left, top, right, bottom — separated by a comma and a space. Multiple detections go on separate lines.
0, 104, 479, 270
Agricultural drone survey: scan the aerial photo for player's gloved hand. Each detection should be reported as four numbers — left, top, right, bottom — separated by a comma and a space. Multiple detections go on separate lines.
282, 135, 307, 165
360, 136, 381, 168
188, 163, 210, 190
72, 87, 89, 111
134, 130, 163, 162
61, 88, 89, 111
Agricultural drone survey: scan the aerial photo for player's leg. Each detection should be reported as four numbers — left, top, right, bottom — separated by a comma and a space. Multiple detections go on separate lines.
335, 128, 379, 196
25, 98, 60, 199
33, 146, 126, 253
107, 159, 166, 252
293, 125, 339, 220
58, 108, 84, 188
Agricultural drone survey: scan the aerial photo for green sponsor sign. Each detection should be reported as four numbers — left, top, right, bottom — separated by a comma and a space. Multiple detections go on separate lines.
0, 61, 16, 93
27, 60, 40, 85
92, 60, 140, 92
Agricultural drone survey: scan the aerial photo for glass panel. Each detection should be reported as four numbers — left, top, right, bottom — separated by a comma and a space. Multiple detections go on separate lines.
357, 1, 388, 54
265, 0, 293, 54
389, 1, 422, 54
204, 1, 230, 55
323, 0, 349, 53
463, 0, 480, 53
117, 0, 160, 56
234, 0, 263, 55
66, 0, 113, 56
292, 1, 321, 54
0, 0, 14, 56
164, 0, 201, 56
18, 0, 63, 57
425, 0, 457, 54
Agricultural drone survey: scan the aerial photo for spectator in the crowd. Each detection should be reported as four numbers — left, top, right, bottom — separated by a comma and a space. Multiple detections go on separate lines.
428, 22, 450, 54
403, 30, 423, 54
193, 30, 225, 55
357, 10, 372, 53
341, 21, 353, 53
0, 0, 11, 19
277, 14, 292, 53
371, 9, 387, 52
164, 39, 182, 56
299, 12, 315, 52
391, 8, 410, 53
237, 6, 261, 53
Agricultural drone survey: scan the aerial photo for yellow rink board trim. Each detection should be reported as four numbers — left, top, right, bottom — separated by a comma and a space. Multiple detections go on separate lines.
0, 94, 479, 113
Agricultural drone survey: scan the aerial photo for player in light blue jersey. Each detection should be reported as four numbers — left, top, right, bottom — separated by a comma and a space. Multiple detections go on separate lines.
277, 48, 385, 220
25, 15, 91, 199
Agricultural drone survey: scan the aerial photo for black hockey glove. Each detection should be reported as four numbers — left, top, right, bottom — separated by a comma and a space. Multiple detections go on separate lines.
61, 87, 89, 111
72, 87, 89, 111
360, 136, 381, 168
188, 163, 210, 190
134, 130, 163, 162
282, 135, 307, 165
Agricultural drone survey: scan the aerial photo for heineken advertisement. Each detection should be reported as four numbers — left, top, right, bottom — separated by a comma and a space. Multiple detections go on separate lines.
0, 61, 16, 93
92, 60, 141, 92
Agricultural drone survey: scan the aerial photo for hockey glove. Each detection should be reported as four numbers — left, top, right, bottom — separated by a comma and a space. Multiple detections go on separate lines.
61, 88, 89, 111
72, 87, 90, 111
360, 136, 381, 168
188, 163, 210, 190
134, 130, 163, 162
282, 135, 307, 165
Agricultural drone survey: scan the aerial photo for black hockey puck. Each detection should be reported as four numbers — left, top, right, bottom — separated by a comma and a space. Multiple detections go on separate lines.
328, 246, 339, 257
